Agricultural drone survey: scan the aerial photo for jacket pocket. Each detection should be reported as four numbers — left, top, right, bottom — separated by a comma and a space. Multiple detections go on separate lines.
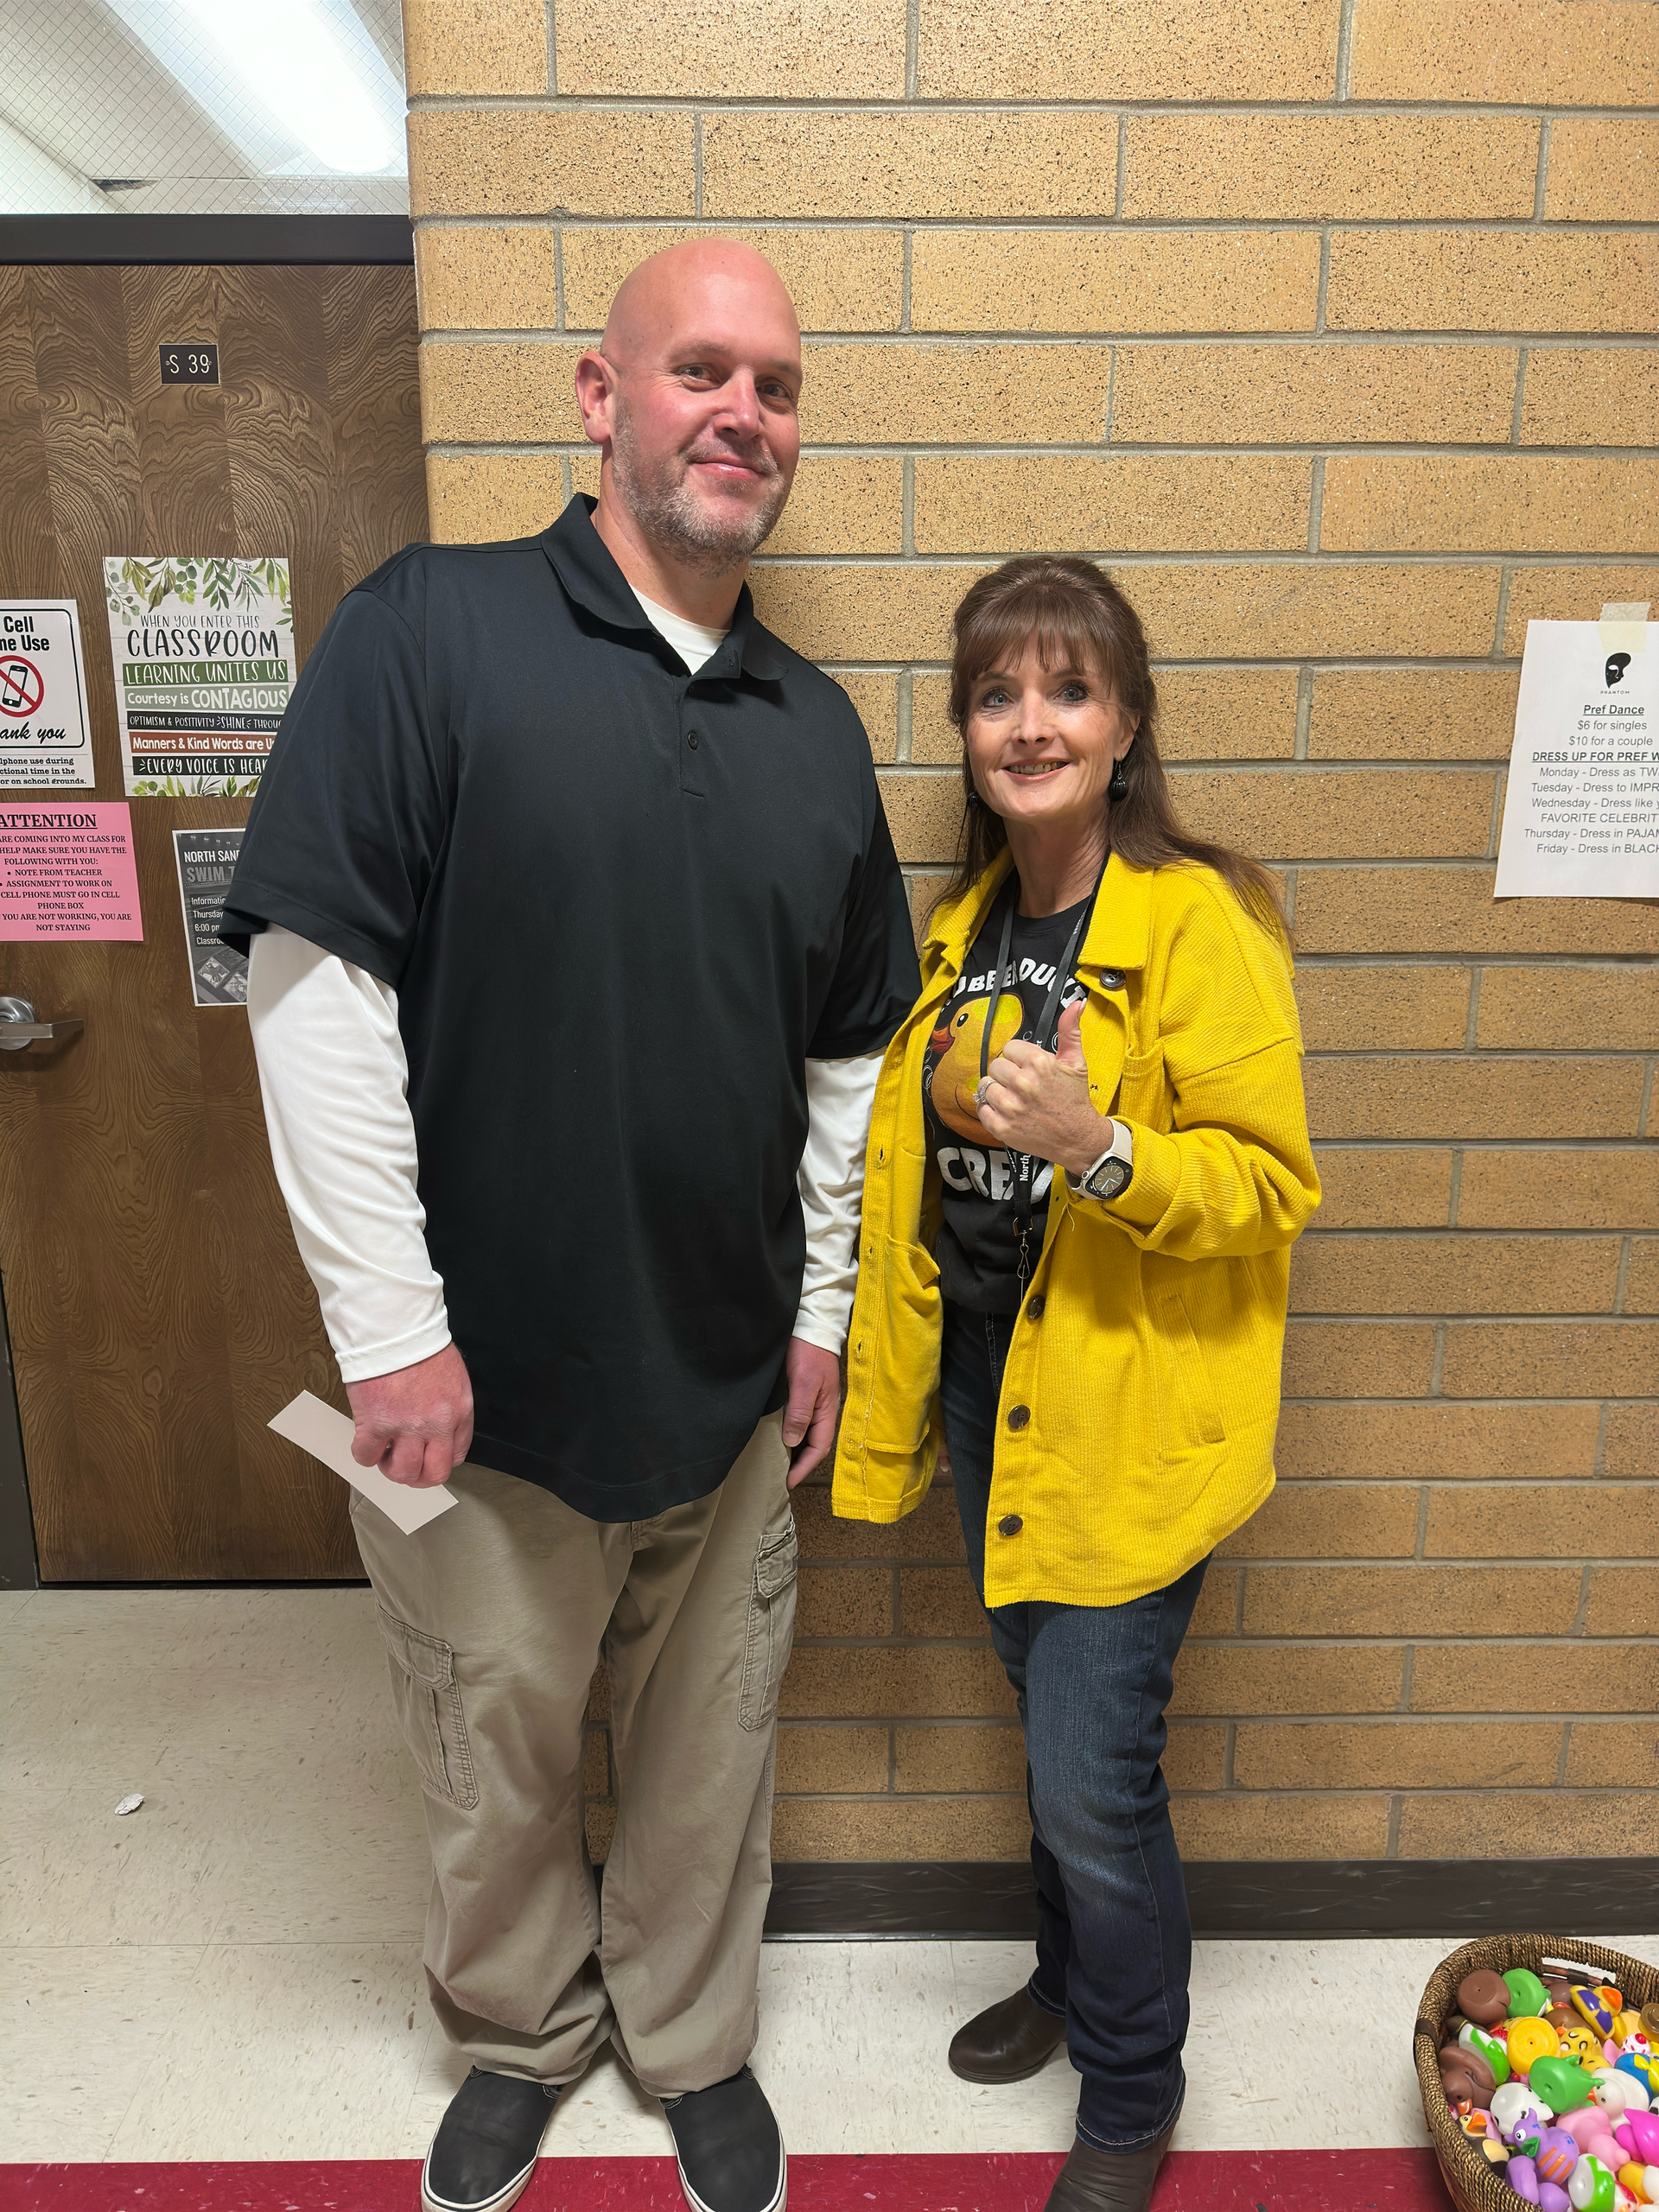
738, 1518, 799, 1733
863, 1238, 942, 1454
1155, 1289, 1226, 1456
376, 1607, 480, 1809
1116, 1044, 1168, 1128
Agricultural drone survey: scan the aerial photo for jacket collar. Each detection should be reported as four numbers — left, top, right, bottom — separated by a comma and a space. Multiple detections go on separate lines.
540, 495, 787, 681
924, 848, 1154, 977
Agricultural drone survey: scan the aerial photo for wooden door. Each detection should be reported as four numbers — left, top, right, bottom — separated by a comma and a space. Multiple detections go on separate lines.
0, 263, 426, 1580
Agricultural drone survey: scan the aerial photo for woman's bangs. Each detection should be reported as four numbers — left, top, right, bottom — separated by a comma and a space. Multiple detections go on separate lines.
952, 588, 1124, 724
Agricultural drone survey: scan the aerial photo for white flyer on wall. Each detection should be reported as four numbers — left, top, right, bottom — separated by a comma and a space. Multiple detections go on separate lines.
104, 556, 296, 797
1495, 618, 1659, 899
0, 601, 95, 790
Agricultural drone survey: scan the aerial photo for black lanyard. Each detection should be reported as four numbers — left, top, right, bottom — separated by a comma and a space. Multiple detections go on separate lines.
976, 864, 1105, 1292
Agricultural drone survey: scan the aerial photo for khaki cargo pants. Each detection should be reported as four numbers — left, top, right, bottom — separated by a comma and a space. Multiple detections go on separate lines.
349, 1412, 797, 2094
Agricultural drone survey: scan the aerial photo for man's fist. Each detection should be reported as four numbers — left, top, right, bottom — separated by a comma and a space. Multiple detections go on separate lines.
346, 1341, 474, 1489
782, 1336, 842, 1489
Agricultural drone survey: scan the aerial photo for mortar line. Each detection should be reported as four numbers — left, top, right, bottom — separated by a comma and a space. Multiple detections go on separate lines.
405, 88, 1659, 117
1446, 1148, 1464, 1226
1486, 770, 1506, 859
1384, 1796, 1402, 1857
1307, 455, 1325, 553
1335, 0, 1357, 101
1428, 1323, 1446, 1397
553, 228, 566, 333
1464, 965, 1483, 1052
1314, 232, 1331, 334
1115, 116, 1128, 218
1613, 1236, 1632, 1314
905, 0, 919, 100
1414, 1487, 1431, 1559
1592, 1402, 1610, 1478
1535, 118, 1552, 222
1490, 567, 1514, 659
693, 112, 704, 219
1294, 667, 1313, 758
1554, 1722, 1573, 1788
1510, 346, 1529, 447
1233, 1567, 1246, 1635
1569, 1565, 1593, 1637
1102, 345, 1116, 442
897, 668, 914, 760
1641, 1058, 1656, 1137
901, 455, 916, 557
1281, 863, 1299, 930
559, 454, 572, 504
545, 0, 558, 96
1398, 1646, 1415, 1713
900, 230, 912, 332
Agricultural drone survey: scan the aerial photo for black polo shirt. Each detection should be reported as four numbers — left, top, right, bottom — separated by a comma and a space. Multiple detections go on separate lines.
224, 495, 918, 1518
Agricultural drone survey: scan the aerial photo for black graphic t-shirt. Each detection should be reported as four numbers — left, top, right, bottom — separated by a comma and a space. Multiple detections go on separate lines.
923, 891, 1090, 1315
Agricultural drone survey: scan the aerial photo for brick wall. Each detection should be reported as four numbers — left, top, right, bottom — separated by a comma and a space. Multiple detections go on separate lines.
404, 0, 1659, 1866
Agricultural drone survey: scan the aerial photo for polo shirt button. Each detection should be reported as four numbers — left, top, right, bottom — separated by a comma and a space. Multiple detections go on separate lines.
998, 1514, 1023, 1536
1007, 1405, 1031, 1431
687, 732, 700, 749
1026, 1294, 1046, 1320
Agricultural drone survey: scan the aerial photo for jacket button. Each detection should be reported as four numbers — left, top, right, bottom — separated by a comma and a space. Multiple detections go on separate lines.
1007, 1405, 1031, 1431
1026, 1294, 1046, 1320
998, 1514, 1023, 1537
687, 732, 700, 749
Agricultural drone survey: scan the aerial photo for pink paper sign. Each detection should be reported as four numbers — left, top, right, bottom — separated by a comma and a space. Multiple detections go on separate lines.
0, 799, 143, 940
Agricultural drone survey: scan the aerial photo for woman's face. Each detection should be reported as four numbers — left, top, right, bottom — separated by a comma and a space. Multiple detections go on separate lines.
962, 639, 1137, 834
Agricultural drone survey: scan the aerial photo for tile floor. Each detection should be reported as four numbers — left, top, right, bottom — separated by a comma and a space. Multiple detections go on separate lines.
3, 1586, 1655, 2177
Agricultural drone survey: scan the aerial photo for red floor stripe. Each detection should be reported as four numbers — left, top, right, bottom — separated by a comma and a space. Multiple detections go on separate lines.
3, 2151, 1455, 2212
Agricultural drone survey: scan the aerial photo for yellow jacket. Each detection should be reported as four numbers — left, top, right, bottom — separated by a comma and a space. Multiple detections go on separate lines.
832, 849, 1320, 1609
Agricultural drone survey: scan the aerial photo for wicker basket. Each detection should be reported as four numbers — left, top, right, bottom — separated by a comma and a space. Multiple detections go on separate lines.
1415, 1936, 1659, 2212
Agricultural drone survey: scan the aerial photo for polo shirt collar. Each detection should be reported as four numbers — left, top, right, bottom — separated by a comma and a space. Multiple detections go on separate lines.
540, 494, 786, 681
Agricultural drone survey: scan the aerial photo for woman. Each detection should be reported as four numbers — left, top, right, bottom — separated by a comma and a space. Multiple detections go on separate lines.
833, 557, 1319, 2212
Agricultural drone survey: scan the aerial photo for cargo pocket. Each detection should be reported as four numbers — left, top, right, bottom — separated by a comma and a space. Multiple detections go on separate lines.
738, 1519, 799, 1734
375, 1606, 480, 1810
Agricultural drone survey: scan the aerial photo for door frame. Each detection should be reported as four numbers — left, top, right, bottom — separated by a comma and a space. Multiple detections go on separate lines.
0, 1275, 38, 1589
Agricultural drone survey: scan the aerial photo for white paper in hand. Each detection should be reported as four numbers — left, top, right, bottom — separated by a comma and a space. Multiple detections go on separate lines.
269, 1389, 457, 1535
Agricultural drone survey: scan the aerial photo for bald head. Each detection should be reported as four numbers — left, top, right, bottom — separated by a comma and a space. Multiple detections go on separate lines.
602, 238, 800, 362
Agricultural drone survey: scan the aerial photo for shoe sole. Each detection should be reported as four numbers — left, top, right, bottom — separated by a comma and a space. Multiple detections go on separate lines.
674, 2147, 787, 2212
948, 2040, 1066, 2087
421, 2150, 540, 2212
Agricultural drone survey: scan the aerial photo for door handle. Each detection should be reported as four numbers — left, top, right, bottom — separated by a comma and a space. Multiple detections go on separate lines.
0, 995, 84, 1050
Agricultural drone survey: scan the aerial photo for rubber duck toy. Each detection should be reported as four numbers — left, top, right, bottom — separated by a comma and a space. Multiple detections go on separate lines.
1615, 2112, 1659, 2166
1507, 1972, 1555, 2018
1459, 1971, 1516, 2028
1510, 2019, 1566, 2077
1594, 2073, 1652, 2120
1462, 2022, 1512, 2086
1566, 2152, 1618, 2211
1497, 2085, 1556, 2138
1576, 1989, 1622, 2040
1533, 2058, 1602, 2114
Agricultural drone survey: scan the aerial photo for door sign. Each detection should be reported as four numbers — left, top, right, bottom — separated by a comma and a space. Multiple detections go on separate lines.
0, 801, 143, 940
104, 556, 296, 798
172, 827, 247, 1006
0, 601, 95, 791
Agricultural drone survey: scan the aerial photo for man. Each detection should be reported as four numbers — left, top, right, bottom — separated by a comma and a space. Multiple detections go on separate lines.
226, 239, 918, 2212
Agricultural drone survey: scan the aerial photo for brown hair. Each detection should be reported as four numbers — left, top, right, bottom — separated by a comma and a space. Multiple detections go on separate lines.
943, 556, 1285, 940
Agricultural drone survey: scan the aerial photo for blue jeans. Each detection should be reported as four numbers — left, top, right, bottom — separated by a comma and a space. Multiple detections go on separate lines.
939, 1299, 1205, 2153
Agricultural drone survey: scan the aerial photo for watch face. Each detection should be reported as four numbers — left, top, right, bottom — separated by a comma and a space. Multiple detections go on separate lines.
1087, 1158, 1129, 1198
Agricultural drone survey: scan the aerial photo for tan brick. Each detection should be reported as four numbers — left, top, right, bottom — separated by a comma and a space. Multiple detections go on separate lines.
895, 1723, 1025, 1794
775, 1726, 890, 1795
1129, 565, 1499, 660
801, 343, 1109, 447
702, 113, 1120, 223
408, 111, 695, 221
912, 456, 1311, 557
1189, 1566, 1242, 1637
1308, 1150, 1454, 1230
877, 771, 965, 867
1546, 120, 1659, 223
1236, 1719, 1561, 1790
1172, 769, 1496, 862
1172, 1793, 1391, 1859
1112, 344, 1515, 447
1520, 350, 1659, 448
1218, 1483, 1421, 1559
1440, 1321, 1659, 1399
830, 672, 899, 763
1477, 965, 1659, 1053
1460, 1153, 1659, 1232
1400, 1791, 1651, 1859
402, 0, 546, 93
425, 453, 564, 544
1281, 1322, 1437, 1398
1322, 458, 1659, 558
1605, 1406, 1659, 1479
797, 1566, 893, 1639
556, 0, 905, 96
1307, 671, 1522, 763
750, 565, 972, 662
1427, 1484, 1658, 1560
1126, 114, 1538, 222
1247, 1565, 1581, 1637
1275, 1402, 1601, 1482
584, 1728, 610, 1796
1295, 867, 1659, 957
1170, 1643, 1406, 1715
772, 1796, 1031, 1860
1348, 0, 1659, 106
415, 226, 560, 333
1563, 1722, 1659, 1788
910, 229, 1321, 336
1413, 1642, 1656, 1713
1503, 568, 1659, 655
1304, 1057, 1643, 1141
1327, 232, 1659, 337
559, 226, 905, 335
909, 673, 959, 766
899, 1567, 988, 1640
1625, 1239, 1659, 1314
1585, 1567, 1659, 1638
766, 458, 905, 558
910, 874, 951, 944
1291, 1233, 1620, 1316
918, 0, 1340, 99
1157, 669, 1301, 762
420, 340, 583, 446
793, 1484, 966, 1562
587, 1665, 610, 1723
1165, 1725, 1228, 1791
1297, 969, 1470, 1052
779, 1644, 1017, 1719
586, 1800, 615, 1860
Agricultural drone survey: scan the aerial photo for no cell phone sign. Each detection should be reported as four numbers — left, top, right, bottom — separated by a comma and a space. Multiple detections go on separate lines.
0, 601, 94, 791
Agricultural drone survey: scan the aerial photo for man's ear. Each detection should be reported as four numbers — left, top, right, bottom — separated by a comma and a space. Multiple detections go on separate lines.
574, 349, 617, 448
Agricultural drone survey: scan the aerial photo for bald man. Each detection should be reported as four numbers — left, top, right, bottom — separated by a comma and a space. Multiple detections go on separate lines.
226, 242, 918, 2212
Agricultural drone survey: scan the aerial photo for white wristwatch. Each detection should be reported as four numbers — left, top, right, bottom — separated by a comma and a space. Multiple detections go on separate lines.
1074, 1118, 1134, 1202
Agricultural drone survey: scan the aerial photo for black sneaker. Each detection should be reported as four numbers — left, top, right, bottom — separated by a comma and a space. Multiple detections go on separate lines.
421, 2067, 560, 2212
662, 2065, 787, 2212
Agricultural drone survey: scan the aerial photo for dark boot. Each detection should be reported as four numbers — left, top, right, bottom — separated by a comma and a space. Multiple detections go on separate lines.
1042, 2116, 1179, 2211
422, 2068, 560, 2212
948, 1986, 1068, 2084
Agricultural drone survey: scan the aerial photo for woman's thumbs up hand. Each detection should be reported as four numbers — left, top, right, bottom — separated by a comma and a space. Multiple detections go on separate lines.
976, 996, 1116, 1177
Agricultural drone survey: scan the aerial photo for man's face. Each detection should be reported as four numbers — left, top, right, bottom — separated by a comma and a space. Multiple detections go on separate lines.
590, 265, 802, 575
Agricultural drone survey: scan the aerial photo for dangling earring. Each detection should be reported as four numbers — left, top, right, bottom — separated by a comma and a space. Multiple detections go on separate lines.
965, 785, 982, 809
1108, 741, 1134, 804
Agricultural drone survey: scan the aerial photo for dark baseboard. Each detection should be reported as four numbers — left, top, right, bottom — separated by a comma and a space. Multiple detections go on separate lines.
0, 214, 413, 265
765, 1859, 1659, 1942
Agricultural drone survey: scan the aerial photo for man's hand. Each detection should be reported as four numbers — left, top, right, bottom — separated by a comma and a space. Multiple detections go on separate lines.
346, 1342, 474, 1490
977, 1000, 1114, 1179
782, 1336, 842, 1490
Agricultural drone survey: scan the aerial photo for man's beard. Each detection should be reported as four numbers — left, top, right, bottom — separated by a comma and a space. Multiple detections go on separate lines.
610, 395, 790, 575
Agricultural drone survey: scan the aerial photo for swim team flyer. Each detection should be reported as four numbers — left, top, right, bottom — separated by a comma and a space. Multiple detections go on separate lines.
1495, 619, 1659, 899
104, 556, 296, 798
